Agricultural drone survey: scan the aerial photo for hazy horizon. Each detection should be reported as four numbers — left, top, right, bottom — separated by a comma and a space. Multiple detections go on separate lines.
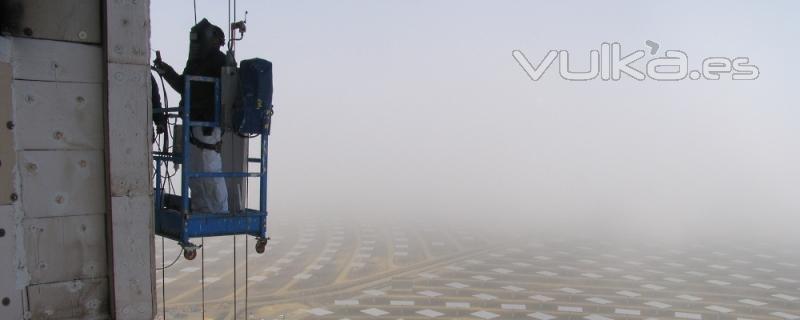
151, 1, 800, 241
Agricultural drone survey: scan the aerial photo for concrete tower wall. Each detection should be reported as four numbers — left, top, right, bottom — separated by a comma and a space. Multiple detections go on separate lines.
0, 0, 155, 318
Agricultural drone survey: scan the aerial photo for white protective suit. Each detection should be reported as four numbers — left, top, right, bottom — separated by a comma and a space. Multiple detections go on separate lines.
189, 127, 229, 213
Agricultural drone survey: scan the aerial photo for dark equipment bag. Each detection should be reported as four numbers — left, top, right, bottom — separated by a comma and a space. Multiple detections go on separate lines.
234, 58, 274, 134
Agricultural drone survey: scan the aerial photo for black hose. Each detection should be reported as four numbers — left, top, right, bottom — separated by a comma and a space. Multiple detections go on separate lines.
156, 246, 183, 271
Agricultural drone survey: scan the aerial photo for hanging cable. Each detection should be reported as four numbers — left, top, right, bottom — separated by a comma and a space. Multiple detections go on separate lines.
236, 2, 247, 315
200, 237, 206, 320
234, 0, 237, 52
228, 0, 232, 52
158, 73, 169, 117
233, 235, 237, 319
156, 247, 183, 271
161, 236, 166, 320
237, 0, 247, 310
245, 234, 249, 318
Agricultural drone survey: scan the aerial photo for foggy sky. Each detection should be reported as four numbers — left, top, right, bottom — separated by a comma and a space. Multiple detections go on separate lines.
151, 1, 800, 241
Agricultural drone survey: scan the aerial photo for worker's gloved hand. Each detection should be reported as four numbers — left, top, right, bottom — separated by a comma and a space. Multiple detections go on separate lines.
152, 59, 172, 76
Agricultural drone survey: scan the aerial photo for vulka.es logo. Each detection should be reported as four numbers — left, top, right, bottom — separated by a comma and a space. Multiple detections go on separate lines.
513, 41, 759, 82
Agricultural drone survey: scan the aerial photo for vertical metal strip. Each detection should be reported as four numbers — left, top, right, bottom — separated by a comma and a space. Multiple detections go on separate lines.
100, 0, 116, 315
259, 129, 267, 215
181, 78, 191, 246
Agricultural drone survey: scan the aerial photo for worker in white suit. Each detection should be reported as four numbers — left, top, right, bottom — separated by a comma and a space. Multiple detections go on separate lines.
154, 18, 229, 213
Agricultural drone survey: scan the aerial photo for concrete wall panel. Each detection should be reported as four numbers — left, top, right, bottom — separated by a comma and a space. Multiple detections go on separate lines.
27, 278, 108, 319
3, 0, 155, 316
1, 0, 102, 44
11, 38, 102, 83
110, 196, 154, 319
18, 150, 105, 218
107, 63, 151, 197
106, 0, 150, 65
13, 80, 104, 150
0, 206, 23, 318
23, 214, 107, 285
104, 0, 156, 316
